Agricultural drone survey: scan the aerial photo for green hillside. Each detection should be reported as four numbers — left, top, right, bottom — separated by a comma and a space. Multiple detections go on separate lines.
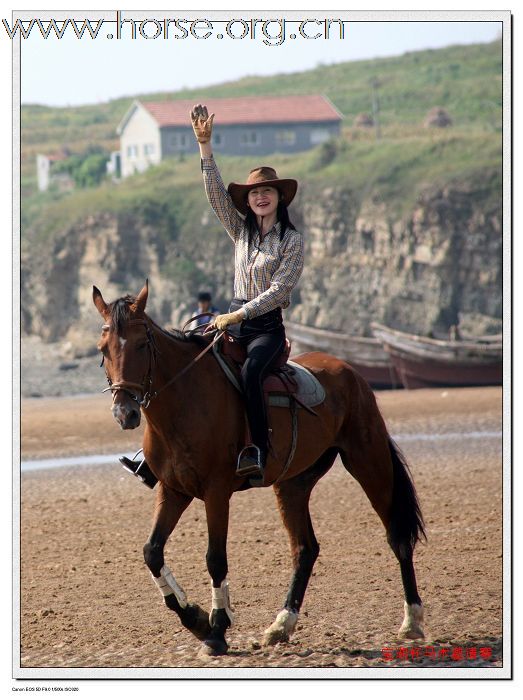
21, 40, 502, 252
22, 129, 500, 252
21, 40, 501, 177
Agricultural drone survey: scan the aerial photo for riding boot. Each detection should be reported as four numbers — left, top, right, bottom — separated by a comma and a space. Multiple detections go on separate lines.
119, 456, 158, 489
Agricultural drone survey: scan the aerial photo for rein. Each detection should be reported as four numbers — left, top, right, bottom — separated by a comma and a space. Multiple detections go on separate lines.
102, 314, 224, 409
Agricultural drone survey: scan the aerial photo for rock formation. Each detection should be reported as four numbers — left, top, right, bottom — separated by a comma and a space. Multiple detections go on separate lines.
21, 178, 502, 356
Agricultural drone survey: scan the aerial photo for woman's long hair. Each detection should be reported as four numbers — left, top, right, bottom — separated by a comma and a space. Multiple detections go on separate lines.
245, 199, 296, 244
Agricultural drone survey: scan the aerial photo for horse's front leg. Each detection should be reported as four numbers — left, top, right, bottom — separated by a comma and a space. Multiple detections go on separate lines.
199, 493, 233, 657
143, 483, 212, 642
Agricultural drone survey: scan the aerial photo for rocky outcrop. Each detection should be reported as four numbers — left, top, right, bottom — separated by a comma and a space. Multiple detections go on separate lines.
22, 212, 173, 353
21, 177, 502, 355
293, 180, 501, 337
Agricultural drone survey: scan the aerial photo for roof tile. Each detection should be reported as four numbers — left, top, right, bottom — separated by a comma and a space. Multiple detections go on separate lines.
141, 95, 342, 127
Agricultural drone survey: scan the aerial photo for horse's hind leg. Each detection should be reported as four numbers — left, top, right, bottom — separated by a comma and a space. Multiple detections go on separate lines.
263, 447, 338, 647
386, 438, 425, 639
340, 435, 425, 640
143, 483, 212, 642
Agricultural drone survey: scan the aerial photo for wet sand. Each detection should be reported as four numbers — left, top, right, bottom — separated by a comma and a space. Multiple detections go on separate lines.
19, 386, 504, 674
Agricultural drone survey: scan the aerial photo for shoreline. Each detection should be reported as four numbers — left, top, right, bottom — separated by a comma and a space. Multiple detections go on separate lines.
21, 385, 502, 461
21, 428, 503, 472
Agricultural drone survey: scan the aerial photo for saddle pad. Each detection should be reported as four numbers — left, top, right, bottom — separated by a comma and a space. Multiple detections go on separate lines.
273, 361, 326, 409
212, 343, 325, 409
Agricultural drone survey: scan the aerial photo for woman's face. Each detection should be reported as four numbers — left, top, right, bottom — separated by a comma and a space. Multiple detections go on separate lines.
247, 186, 279, 218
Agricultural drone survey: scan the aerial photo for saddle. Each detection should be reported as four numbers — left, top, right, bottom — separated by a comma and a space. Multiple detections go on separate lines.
220, 333, 299, 398
214, 333, 325, 413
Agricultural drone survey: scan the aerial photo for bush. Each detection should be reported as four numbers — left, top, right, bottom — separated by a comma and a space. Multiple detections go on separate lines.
53, 148, 108, 188
75, 153, 108, 187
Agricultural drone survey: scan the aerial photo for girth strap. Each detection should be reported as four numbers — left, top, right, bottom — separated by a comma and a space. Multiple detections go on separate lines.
274, 397, 299, 484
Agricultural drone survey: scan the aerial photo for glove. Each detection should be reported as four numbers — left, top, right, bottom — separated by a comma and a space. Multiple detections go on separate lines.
190, 104, 215, 144
214, 310, 245, 330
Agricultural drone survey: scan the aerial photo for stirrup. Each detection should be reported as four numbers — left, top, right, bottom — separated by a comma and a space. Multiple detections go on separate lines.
236, 444, 265, 483
119, 450, 158, 489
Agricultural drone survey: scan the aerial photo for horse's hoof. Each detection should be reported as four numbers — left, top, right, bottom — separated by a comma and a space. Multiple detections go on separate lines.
398, 602, 425, 640
198, 638, 229, 657
262, 609, 298, 647
262, 627, 289, 647
398, 626, 425, 640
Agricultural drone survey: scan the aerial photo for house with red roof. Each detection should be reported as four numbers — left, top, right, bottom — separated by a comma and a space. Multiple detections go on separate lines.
116, 95, 342, 178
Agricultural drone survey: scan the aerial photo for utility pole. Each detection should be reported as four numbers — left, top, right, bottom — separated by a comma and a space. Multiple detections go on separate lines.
370, 77, 382, 140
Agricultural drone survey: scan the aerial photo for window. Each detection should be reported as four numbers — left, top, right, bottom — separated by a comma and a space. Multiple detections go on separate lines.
169, 133, 188, 149
240, 131, 260, 146
275, 130, 296, 146
126, 145, 138, 158
310, 129, 330, 145
143, 143, 155, 156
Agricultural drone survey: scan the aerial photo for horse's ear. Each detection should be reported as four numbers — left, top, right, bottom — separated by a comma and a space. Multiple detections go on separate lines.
134, 279, 149, 314
92, 285, 109, 318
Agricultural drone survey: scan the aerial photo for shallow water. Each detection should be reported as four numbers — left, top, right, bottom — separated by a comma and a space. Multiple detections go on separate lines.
20, 452, 136, 472
20, 431, 502, 473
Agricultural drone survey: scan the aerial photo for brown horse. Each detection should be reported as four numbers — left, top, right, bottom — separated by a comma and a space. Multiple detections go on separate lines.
93, 281, 426, 656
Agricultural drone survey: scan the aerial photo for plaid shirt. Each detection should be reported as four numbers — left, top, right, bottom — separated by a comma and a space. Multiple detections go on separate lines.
201, 156, 304, 319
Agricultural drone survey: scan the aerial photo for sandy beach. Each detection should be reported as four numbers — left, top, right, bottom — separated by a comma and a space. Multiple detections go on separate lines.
19, 386, 503, 674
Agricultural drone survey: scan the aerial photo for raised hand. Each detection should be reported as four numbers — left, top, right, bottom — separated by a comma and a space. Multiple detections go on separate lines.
191, 104, 215, 144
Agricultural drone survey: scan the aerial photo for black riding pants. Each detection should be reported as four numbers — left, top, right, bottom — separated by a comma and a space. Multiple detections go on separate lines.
238, 326, 286, 455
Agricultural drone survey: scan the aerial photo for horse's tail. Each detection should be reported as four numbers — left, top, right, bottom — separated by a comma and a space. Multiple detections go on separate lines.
387, 436, 426, 557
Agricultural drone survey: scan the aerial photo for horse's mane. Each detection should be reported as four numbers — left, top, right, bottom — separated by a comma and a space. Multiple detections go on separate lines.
108, 295, 210, 346
149, 316, 210, 347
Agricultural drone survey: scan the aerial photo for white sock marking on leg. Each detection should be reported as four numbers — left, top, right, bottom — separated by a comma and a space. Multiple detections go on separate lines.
273, 608, 298, 635
399, 602, 425, 638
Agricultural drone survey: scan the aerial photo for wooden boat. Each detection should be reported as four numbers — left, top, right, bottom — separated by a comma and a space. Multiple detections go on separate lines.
285, 321, 401, 389
371, 322, 503, 389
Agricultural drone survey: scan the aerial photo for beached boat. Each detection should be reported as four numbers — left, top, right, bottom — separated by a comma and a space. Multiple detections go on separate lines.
285, 321, 401, 389
371, 322, 503, 389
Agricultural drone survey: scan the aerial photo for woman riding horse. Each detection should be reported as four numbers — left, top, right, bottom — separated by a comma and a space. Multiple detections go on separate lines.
121, 105, 304, 486
191, 103, 304, 482
98, 106, 426, 657
93, 281, 426, 657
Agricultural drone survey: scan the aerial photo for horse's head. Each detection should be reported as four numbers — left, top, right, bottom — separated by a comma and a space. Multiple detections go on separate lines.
93, 280, 153, 430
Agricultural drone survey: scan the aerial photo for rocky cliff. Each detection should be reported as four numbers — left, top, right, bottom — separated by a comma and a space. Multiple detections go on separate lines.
21, 177, 502, 356
294, 177, 502, 337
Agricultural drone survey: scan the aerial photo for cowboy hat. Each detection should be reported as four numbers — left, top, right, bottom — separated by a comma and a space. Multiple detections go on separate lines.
228, 166, 298, 215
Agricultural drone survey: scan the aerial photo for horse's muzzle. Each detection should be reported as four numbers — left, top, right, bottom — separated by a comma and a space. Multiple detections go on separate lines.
112, 400, 142, 430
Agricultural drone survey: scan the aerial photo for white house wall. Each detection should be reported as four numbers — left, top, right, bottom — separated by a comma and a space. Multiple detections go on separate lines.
36, 154, 50, 191
120, 105, 162, 178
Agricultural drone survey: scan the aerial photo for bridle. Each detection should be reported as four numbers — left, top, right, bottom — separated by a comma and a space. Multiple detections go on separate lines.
101, 315, 224, 409
101, 318, 158, 408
